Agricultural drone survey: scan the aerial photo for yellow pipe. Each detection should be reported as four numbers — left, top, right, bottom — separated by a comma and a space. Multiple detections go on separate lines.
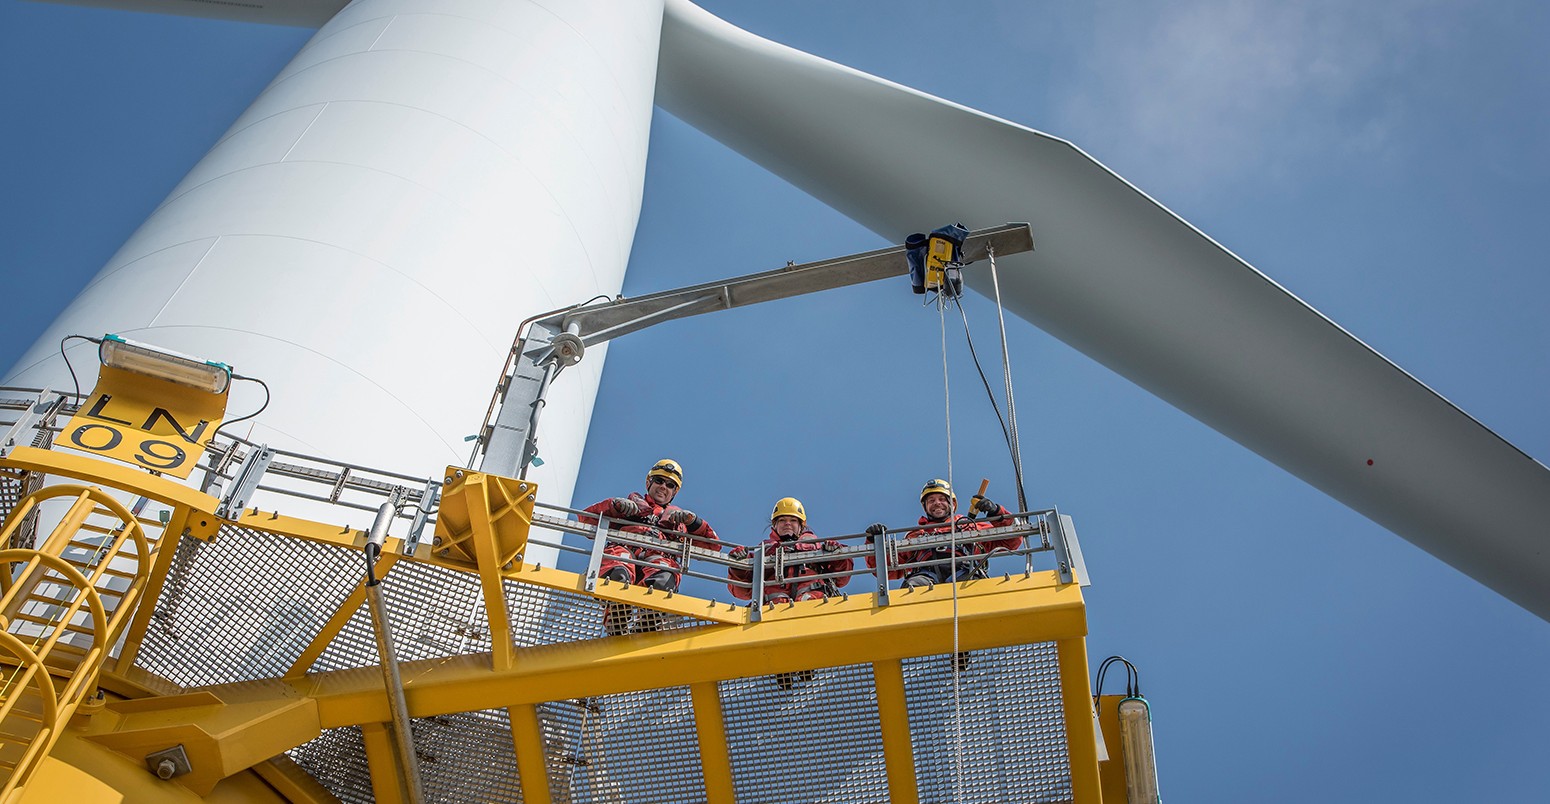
872, 658, 920, 804
690, 682, 736, 804
360, 721, 404, 803
508, 704, 553, 804
1056, 637, 1104, 803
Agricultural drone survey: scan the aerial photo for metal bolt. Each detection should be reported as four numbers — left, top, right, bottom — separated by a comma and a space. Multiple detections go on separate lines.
433, 535, 443, 546
156, 759, 176, 780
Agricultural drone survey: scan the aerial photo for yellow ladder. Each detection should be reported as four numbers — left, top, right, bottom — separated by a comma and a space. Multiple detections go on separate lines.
0, 485, 153, 801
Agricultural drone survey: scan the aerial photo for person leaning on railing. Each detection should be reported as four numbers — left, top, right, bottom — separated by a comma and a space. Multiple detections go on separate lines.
578, 458, 720, 634
726, 497, 851, 604
864, 478, 1019, 588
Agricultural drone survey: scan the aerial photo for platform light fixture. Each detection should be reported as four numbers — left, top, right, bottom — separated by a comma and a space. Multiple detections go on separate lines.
1118, 695, 1162, 803
98, 334, 232, 394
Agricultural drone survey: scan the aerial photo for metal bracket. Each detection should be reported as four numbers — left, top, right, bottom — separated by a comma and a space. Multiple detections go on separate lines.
749, 541, 767, 622
199, 439, 245, 497
402, 478, 441, 554
873, 534, 892, 606
1047, 511, 1092, 587
583, 516, 613, 593
0, 387, 55, 459
216, 444, 275, 519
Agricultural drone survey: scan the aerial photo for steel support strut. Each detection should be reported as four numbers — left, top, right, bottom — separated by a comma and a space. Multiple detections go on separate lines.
477, 224, 1034, 478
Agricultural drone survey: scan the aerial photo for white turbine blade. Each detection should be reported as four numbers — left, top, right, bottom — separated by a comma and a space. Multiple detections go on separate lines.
658, 0, 1550, 620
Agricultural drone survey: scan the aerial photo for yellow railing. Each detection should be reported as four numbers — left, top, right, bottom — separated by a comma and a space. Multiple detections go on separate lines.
0, 485, 151, 800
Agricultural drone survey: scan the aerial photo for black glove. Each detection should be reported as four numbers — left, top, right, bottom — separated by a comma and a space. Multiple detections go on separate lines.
864, 523, 886, 542
822, 539, 842, 553
972, 496, 999, 515
728, 545, 750, 561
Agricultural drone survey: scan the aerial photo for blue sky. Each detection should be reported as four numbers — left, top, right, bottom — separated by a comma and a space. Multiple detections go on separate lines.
3, 1, 1548, 801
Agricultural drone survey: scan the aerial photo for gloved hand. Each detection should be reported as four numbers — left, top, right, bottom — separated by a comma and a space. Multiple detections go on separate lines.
728, 545, 750, 561
864, 523, 886, 542
665, 508, 699, 528
972, 496, 999, 516
822, 539, 843, 553
609, 497, 639, 517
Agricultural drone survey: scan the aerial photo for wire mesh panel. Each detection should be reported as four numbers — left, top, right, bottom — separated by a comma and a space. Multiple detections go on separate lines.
0, 470, 28, 548
537, 686, 706, 804
290, 711, 528, 804
507, 579, 616, 646
134, 524, 365, 687
415, 709, 525, 803
903, 643, 1073, 804
720, 663, 892, 804
507, 579, 714, 647
306, 561, 721, 676
0, 469, 46, 551
0, 422, 55, 548
288, 726, 374, 804
309, 560, 492, 672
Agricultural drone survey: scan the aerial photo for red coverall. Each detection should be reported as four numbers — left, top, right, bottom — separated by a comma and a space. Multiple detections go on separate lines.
727, 527, 853, 603
579, 492, 720, 590
867, 505, 1020, 584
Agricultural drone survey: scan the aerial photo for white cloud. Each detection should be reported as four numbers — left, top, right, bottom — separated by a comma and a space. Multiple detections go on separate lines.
1057, 0, 1446, 198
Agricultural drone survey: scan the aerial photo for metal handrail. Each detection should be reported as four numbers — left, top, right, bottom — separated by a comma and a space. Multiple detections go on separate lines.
3, 385, 1079, 605
522, 500, 1061, 602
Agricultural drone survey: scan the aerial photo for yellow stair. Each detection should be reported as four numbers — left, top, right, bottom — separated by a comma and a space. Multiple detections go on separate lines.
0, 485, 155, 801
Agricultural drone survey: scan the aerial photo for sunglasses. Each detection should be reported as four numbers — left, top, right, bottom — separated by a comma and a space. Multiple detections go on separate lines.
649, 477, 679, 490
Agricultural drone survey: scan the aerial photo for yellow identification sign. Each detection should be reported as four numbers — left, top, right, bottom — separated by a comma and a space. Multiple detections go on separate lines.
59, 364, 229, 479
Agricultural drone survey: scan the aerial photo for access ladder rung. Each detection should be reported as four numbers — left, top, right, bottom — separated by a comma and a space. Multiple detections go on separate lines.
11, 612, 95, 637
0, 713, 46, 737
64, 545, 143, 567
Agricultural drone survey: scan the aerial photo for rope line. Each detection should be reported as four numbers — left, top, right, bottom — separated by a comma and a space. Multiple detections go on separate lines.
988, 246, 1030, 512
937, 285, 965, 804
928, 242, 1028, 803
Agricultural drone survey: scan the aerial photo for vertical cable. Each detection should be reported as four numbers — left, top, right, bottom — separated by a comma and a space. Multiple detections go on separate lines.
936, 289, 965, 803
988, 246, 1029, 512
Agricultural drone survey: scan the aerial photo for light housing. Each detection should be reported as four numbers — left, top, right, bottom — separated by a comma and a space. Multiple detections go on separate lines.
1117, 695, 1161, 803
98, 334, 232, 394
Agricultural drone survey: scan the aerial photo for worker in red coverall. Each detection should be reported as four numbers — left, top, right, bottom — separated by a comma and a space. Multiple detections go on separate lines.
579, 458, 719, 634
865, 478, 1019, 588
727, 497, 851, 604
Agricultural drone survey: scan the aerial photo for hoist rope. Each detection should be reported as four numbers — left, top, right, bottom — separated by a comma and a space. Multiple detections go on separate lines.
951, 299, 1025, 505
928, 244, 1029, 803
987, 246, 1030, 512
935, 285, 966, 804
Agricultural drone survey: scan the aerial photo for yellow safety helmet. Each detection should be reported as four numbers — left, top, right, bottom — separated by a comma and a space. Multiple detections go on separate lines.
647, 458, 684, 489
770, 497, 806, 524
919, 478, 956, 507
